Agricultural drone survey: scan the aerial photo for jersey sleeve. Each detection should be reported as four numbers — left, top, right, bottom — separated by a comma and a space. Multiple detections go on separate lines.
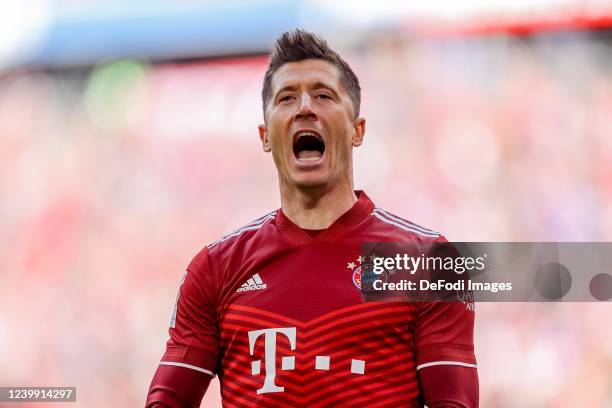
413, 235, 477, 371
161, 246, 220, 376
413, 300, 476, 369
418, 365, 479, 407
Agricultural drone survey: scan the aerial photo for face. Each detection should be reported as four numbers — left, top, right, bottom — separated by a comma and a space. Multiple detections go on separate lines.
259, 59, 365, 190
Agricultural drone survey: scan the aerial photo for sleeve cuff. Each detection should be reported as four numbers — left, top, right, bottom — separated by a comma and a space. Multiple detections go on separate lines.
162, 345, 218, 376
416, 344, 476, 369
159, 361, 215, 377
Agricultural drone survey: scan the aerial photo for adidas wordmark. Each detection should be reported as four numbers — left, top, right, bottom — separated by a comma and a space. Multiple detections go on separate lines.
237, 273, 267, 292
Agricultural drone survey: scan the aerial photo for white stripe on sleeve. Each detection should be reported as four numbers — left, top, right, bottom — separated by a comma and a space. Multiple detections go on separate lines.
160, 361, 215, 377
416, 361, 478, 370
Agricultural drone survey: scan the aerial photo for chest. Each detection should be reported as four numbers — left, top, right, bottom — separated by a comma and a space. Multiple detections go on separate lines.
222, 243, 371, 321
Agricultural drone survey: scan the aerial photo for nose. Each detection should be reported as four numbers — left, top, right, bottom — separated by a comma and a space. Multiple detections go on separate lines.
293, 94, 317, 121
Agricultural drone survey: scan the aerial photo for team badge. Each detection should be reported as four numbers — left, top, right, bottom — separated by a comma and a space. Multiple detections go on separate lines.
347, 255, 387, 291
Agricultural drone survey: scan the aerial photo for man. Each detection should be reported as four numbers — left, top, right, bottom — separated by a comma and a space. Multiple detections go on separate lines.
146, 29, 478, 407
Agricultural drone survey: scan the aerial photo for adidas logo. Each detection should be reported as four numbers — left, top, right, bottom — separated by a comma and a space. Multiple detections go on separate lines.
237, 273, 267, 293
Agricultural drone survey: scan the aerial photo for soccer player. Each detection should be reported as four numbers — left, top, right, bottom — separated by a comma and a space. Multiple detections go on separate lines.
146, 29, 478, 407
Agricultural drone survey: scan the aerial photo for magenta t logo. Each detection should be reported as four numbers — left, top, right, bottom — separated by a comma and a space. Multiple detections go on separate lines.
248, 327, 297, 394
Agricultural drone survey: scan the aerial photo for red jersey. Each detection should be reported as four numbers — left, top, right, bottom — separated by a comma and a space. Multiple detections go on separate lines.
160, 191, 476, 407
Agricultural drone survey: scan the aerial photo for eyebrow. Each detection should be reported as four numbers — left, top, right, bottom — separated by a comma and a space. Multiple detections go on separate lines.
274, 81, 340, 99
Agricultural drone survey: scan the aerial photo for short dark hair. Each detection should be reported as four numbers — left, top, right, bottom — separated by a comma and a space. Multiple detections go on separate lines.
262, 29, 361, 118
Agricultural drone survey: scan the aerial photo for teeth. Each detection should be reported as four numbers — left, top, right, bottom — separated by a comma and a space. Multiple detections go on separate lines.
296, 132, 321, 140
297, 150, 322, 160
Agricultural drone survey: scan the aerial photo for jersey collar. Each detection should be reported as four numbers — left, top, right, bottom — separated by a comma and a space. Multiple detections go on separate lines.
275, 190, 375, 244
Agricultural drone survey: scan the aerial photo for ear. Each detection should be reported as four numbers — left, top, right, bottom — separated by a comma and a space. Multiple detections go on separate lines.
351, 118, 366, 147
258, 124, 271, 152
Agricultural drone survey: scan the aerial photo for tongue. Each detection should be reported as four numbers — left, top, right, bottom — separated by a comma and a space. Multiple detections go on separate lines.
297, 150, 322, 161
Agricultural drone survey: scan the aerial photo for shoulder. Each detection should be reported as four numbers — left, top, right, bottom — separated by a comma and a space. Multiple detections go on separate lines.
177, 211, 276, 303
370, 206, 442, 241
206, 209, 278, 252
186, 209, 278, 276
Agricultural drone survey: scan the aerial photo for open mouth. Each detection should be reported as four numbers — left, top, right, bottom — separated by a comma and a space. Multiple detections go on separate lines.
293, 132, 325, 161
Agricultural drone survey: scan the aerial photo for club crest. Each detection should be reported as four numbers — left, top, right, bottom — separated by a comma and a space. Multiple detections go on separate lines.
347, 255, 386, 291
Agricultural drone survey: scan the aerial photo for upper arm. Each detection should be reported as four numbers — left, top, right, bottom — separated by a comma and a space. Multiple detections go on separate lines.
146, 247, 221, 407
413, 300, 476, 370
414, 236, 478, 406
413, 301, 478, 407
163, 247, 221, 374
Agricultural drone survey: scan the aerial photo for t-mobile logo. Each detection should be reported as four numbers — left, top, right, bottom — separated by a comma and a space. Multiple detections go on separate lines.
248, 327, 366, 395
248, 327, 297, 394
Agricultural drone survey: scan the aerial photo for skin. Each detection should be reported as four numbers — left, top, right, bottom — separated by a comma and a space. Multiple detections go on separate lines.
259, 59, 366, 229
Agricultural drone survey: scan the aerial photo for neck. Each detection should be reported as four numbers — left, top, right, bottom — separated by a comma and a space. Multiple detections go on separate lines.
280, 181, 358, 230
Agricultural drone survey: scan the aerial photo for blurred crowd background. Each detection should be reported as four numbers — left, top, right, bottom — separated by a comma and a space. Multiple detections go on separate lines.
1, 1, 612, 407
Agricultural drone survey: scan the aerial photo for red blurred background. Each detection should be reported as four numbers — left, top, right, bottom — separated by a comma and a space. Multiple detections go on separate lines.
1, 2, 612, 407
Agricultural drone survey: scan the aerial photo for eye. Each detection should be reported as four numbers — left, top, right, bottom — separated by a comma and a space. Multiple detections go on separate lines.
278, 95, 294, 103
317, 93, 332, 100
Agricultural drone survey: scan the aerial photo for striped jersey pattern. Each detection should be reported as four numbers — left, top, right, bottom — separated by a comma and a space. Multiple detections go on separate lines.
220, 303, 421, 407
